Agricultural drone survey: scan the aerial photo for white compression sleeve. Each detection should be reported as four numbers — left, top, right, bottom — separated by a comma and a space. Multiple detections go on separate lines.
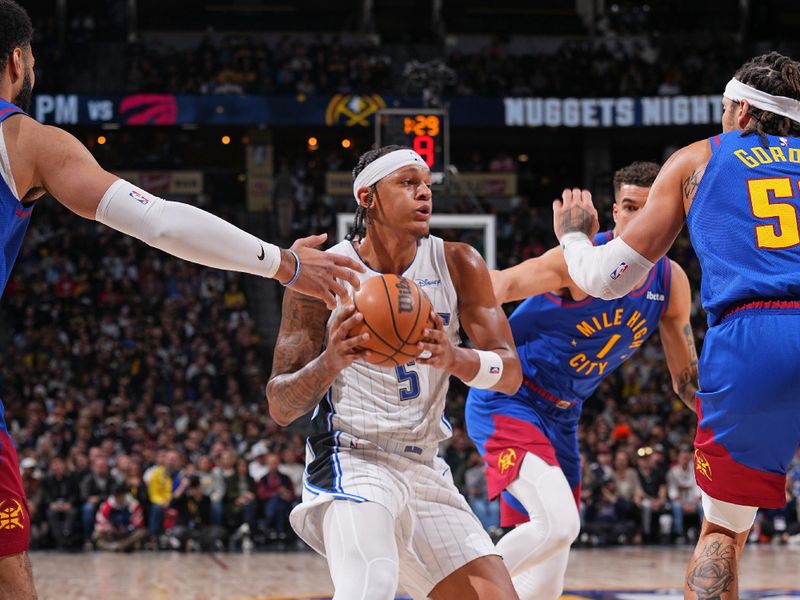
497, 453, 580, 578
323, 501, 400, 600
561, 232, 654, 300
95, 179, 283, 278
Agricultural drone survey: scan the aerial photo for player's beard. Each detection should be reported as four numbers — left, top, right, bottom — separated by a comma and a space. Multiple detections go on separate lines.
13, 71, 32, 113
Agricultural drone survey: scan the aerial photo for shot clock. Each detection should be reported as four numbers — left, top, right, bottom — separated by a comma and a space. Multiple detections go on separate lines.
376, 108, 449, 185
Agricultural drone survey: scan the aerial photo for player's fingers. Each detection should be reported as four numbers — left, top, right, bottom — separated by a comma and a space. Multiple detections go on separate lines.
429, 310, 444, 330
581, 189, 593, 206
338, 309, 363, 334
326, 278, 349, 301
292, 233, 327, 250
332, 254, 367, 274
342, 332, 368, 350
561, 188, 573, 206
422, 328, 444, 342
331, 303, 356, 328
419, 341, 444, 355
322, 292, 337, 310
330, 265, 361, 292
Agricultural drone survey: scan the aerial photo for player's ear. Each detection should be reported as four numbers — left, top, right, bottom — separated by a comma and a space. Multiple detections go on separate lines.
358, 186, 375, 208
9, 48, 23, 82
737, 99, 753, 129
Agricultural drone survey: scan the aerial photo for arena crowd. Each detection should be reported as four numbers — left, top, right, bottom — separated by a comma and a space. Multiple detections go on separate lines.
3, 186, 799, 554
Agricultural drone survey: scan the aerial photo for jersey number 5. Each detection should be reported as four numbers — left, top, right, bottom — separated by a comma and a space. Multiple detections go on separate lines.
748, 177, 800, 249
395, 363, 420, 401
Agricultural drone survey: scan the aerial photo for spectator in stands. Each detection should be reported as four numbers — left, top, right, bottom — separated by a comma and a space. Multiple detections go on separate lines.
220, 452, 257, 540
583, 478, 637, 545
41, 457, 80, 549
463, 449, 500, 532
667, 446, 703, 542
635, 447, 670, 543
93, 481, 148, 552
256, 453, 295, 542
145, 449, 184, 538
168, 475, 226, 551
278, 447, 304, 498
80, 455, 113, 544
443, 427, 472, 493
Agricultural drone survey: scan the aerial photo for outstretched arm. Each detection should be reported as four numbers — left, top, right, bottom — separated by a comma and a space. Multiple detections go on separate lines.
419, 242, 522, 395
18, 117, 362, 307
266, 292, 368, 426
658, 261, 699, 412
553, 141, 710, 299
490, 245, 572, 304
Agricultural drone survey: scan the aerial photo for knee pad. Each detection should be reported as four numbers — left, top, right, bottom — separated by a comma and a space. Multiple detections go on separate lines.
701, 491, 757, 534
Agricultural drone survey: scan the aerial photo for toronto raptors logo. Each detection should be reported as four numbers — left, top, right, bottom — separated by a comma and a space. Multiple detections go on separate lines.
0, 499, 25, 530
497, 448, 517, 475
695, 450, 713, 481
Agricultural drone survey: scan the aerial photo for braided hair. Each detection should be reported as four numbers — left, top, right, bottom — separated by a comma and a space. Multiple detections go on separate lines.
347, 145, 409, 242
735, 52, 800, 143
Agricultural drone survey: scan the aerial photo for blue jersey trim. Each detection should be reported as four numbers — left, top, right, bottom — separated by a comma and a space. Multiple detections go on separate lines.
303, 481, 367, 502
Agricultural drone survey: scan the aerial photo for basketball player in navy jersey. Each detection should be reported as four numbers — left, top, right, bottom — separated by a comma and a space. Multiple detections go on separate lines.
268, 145, 522, 599
466, 162, 698, 600
0, 2, 363, 595
554, 52, 800, 599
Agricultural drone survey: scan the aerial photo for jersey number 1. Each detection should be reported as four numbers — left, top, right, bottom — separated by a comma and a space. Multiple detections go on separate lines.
748, 177, 800, 249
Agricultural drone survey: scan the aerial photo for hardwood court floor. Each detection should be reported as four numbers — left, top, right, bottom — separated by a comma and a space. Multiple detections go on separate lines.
31, 546, 800, 600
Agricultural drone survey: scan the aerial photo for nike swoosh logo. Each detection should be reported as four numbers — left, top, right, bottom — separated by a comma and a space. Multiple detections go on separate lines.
257, 244, 265, 261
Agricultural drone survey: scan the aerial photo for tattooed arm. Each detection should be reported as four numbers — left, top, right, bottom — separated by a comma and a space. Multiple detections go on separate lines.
658, 261, 699, 412
266, 291, 368, 426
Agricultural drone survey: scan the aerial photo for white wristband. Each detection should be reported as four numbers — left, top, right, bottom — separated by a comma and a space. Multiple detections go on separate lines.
462, 350, 504, 389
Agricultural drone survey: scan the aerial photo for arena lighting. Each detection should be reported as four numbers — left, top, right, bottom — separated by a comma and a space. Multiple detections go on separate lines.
221, 135, 231, 145
308, 136, 318, 146
97, 135, 107, 145
518, 154, 529, 162
341, 138, 352, 149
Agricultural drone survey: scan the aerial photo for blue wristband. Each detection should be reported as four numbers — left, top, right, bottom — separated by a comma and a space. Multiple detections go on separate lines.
281, 249, 301, 287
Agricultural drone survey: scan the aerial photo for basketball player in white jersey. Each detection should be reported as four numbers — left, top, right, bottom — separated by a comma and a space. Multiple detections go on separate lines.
267, 146, 523, 600
0, 2, 361, 595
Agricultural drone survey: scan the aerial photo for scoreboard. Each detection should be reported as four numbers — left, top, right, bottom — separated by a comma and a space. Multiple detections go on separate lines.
376, 108, 449, 185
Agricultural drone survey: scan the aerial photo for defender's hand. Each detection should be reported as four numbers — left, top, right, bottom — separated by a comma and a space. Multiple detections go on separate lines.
321, 304, 369, 373
280, 234, 366, 309
552, 188, 599, 242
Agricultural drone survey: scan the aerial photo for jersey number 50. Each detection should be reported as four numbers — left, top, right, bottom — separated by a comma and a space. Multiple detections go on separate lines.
748, 177, 800, 249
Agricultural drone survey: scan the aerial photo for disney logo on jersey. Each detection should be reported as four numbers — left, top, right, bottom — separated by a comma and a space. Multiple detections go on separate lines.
568, 308, 652, 377
646, 291, 665, 302
610, 261, 629, 280
414, 278, 441, 288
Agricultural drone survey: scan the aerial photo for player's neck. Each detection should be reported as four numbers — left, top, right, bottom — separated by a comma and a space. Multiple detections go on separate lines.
356, 231, 418, 274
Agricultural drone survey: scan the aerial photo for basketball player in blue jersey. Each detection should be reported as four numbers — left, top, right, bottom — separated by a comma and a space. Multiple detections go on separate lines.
466, 162, 698, 600
554, 52, 800, 600
0, 2, 363, 596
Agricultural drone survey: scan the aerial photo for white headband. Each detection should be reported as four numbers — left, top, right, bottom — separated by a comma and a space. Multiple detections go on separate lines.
352, 149, 428, 204
724, 78, 800, 123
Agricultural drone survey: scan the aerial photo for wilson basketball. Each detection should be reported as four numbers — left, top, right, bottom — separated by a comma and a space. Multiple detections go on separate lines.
350, 274, 434, 367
